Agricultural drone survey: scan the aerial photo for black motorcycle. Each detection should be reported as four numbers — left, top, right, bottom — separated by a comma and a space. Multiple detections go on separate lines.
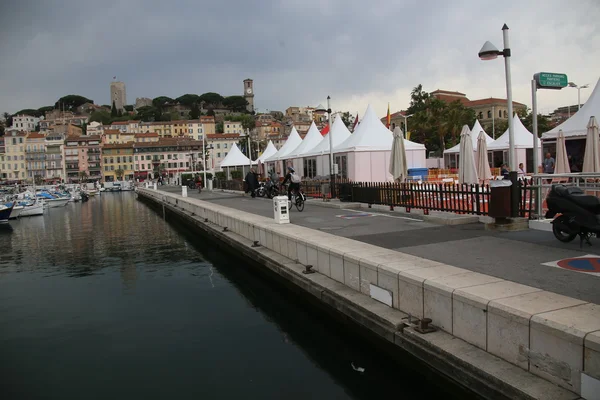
265, 180, 279, 199
256, 182, 266, 197
545, 184, 600, 247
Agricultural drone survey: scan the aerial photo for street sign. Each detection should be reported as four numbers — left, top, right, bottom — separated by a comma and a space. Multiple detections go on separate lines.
534, 72, 568, 89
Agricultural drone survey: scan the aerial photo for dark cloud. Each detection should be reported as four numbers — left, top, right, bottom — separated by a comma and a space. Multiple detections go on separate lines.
0, 0, 599, 117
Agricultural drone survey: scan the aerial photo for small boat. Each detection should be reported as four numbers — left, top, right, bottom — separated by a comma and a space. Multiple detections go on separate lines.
46, 197, 70, 208
0, 204, 14, 223
20, 201, 44, 217
3, 202, 24, 219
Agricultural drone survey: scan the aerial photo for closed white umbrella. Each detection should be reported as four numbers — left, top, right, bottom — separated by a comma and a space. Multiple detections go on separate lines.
582, 116, 600, 173
554, 129, 571, 174
476, 131, 492, 183
389, 126, 408, 181
458, 125, 478, 184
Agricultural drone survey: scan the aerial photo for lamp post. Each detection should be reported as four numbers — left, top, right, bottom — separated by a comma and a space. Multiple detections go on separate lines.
201, 135, 207, 187
479, 23, 518, 218
316, 97, 334, 197
568, 82, 589, 111
402, 113, 414, 138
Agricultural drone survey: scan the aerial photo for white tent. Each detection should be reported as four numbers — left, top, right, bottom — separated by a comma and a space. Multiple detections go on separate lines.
488, 114, 540, 150
287, 122, 323, 159
220, 143, 254, 167
543, 77, 600, 139
302, 115, 352, 177
332, 104, 426, 181
444, 120, 494, 154
255, 140, 278, 162
265, 127, 303, 162
488, 114, 541, 173
304, 114, 351, 156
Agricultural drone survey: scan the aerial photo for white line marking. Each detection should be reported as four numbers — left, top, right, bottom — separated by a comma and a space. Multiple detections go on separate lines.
340, 208, 423, 222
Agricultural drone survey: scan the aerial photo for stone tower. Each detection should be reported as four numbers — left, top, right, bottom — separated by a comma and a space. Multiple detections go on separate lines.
243, 79, 254, 113
110, 80, 127, 112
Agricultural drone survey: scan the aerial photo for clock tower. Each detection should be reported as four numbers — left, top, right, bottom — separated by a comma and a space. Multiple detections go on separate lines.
243, 79, 254, 113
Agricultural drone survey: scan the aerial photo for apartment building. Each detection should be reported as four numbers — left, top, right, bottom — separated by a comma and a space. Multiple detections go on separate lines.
206, 133, 240, 169
45, 133, 66, 181
11, 114, 40, 131
133, 138, 203, 180
25, 132, 46, 181
64, 135, 102, 182
223, 121, 243, 135
134, 132, 160, 143
102, 143, 134, 181
2, 131, 27, 180
102, 129, 135, 144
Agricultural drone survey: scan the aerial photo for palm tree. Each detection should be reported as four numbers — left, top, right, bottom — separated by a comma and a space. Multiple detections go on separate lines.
78, 171, 88, 182
115, 168, 124, 181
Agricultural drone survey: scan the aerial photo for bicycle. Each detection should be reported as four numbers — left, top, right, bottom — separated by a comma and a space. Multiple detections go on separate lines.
285, 185, 305, 212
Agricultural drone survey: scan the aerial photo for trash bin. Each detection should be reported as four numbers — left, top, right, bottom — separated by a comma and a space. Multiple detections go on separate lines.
273, 196, 290, 224
339, 183, 353, 202
489, 179, 513, 218
207, 179, 213, 191
321, 183, 331, 199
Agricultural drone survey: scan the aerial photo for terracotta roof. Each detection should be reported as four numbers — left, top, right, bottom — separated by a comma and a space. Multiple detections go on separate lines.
431, 89, 467, 96
26, 132, 45, 139
66, 134, 100, 142
103, 129, 121, 134
465, 98, 527, 108
135, 138, 203, 148
207, 133, 240, 139
103, 143, 134, 150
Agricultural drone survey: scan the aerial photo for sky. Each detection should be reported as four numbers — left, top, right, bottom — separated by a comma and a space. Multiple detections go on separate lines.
1, 0, 599, 119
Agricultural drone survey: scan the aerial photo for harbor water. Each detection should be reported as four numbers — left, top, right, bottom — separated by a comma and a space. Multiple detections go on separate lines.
0, 192, 477, 399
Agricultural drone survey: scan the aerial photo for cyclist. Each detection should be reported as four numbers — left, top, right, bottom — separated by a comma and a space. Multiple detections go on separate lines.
281, 166, 301, 202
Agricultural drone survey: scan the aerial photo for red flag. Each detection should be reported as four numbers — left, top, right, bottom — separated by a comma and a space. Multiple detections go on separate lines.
386, 103, 391, 129
352, 113, 359, 131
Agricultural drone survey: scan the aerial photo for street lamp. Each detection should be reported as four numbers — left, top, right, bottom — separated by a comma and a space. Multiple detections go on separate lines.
568, 82, 589, 111
402, 113, 414, 138
316, 96, 334, 197
479, 23, 518, 218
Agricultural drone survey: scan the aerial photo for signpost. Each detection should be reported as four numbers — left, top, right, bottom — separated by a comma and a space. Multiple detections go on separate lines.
532, 71, 567, 217
534, 72, 568, 89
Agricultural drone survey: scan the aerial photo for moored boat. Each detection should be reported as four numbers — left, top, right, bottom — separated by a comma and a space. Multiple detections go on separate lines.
20, 201, 44, 217
0, 204, 14, 223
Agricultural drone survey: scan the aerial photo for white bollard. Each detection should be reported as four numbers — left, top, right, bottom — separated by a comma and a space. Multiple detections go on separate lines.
153, 183, 157, 190
273, 196, 290, 224
182, 186, 188, 197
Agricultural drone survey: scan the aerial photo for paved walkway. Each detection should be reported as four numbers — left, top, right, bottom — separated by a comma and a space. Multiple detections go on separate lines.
160, 186, 600, 304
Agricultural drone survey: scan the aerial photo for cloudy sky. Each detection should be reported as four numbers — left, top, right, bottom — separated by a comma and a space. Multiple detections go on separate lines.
1, 0, 599, 118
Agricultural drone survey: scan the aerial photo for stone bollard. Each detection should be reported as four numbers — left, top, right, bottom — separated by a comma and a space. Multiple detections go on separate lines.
182, 186, 188, 197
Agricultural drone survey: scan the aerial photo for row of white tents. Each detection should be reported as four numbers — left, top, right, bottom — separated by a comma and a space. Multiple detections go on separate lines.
219, 104, 427, 181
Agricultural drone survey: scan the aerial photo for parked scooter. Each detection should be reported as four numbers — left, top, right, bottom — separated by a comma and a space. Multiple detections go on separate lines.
545, 184, 600, 247
265, 178, 279, 199
256, 182, 266, 197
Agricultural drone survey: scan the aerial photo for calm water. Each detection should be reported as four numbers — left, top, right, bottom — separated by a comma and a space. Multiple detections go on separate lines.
0, 193, 476, 400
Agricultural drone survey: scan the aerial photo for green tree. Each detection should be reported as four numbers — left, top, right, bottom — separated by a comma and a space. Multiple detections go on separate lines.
206, 108, 215, 117
176, 94, 201, 107
55, 95, 93, 112
37, 106, 54, 116
189, 103, 201, 119
14, 108, 44, 118
0, 120, 4, 136
227, 114, 255, 131
523, 112, 552, 136
78, 171, 88, 182
3, 112, 12, 128
199, 92, 224, 107
216, 122, 224, 133
111, 101, 118, 117
135, 106, 160, 122
406, 84, 431, 115
152, 96, 174, 108
124, 105, 134, 112
115, 168, 125, 180
89, 110, 111, 125
223, 96, 249, 112
340, 111, 356, 128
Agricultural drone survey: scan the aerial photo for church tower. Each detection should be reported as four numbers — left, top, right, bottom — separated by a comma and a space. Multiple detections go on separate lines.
243, 79, 254, 113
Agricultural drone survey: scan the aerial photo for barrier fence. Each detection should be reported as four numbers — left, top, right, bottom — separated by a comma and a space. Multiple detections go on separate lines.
214, 178, 539, 219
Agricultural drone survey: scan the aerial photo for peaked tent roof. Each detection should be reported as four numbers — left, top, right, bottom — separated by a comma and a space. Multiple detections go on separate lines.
334, 104, 425, 153
264, 127, 303, 162
543, 77, 600, 139
220, 143, 254, 167
255, 140, 278, 162
488, 114, 540, 150
287, 122, 324, 158
444, 119, 494, 154
305, 115, 351, 157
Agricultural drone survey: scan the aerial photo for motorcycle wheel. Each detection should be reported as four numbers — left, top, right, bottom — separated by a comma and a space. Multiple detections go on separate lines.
552, 215, 578, 243
257, 188, 265, 197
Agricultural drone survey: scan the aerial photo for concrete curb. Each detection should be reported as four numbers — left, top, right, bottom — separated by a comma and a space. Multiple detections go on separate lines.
137, 188, 591, 399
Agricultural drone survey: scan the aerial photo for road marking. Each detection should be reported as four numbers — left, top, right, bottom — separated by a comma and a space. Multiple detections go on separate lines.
340, 209, 423, 222
541, 255, 600, 276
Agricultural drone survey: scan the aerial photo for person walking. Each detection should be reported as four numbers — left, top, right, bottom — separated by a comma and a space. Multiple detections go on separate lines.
245, 168, 259, 198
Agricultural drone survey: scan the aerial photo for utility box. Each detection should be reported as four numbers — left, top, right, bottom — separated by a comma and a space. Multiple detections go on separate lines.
273, 195, 290, 224
182, 186, 188, 197
489, 180, 512, 218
